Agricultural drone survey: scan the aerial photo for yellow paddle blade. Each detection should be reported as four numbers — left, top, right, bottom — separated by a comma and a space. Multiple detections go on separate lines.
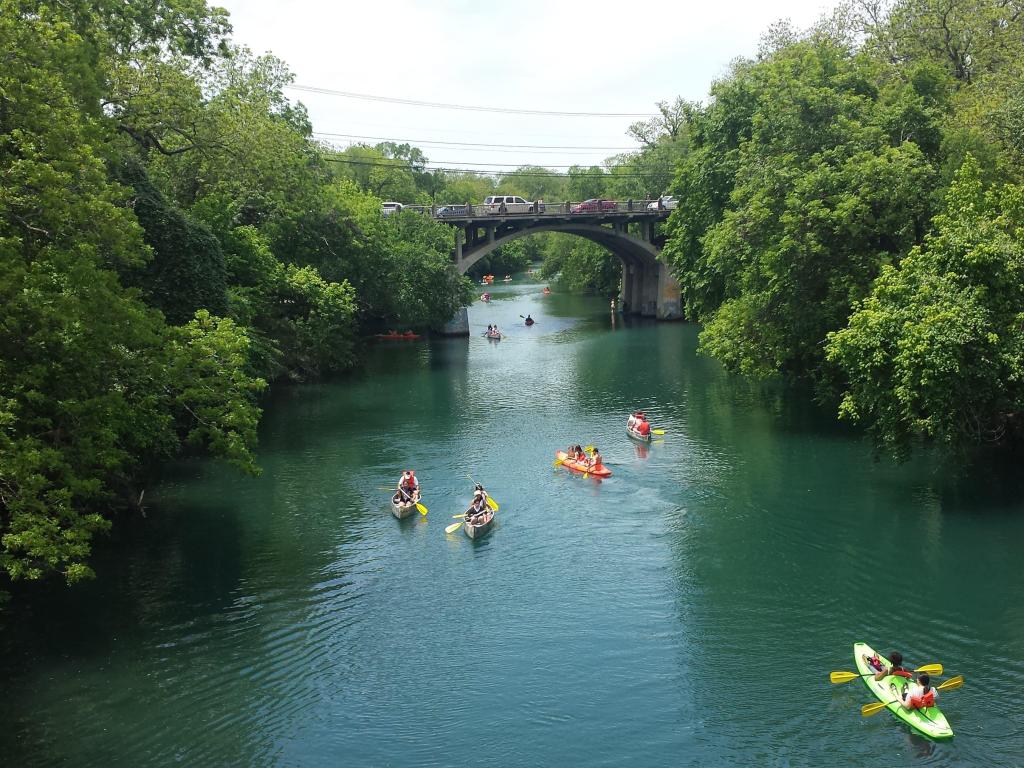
584, 445, 594, 452
553, 459, 564, 467
486, 497, 498, 511
445, 521, 463, 534
915, 663, 942, 676
861, 700, 893, 717
416, 502, 428, 516
583, 472, 589, 479
652, 429, 666, 435
452, 514, 466, 519
937, 675, 964, 691
830, 671, 860, 684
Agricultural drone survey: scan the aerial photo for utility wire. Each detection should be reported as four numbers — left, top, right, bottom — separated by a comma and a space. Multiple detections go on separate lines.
312, 131, 641, 151
287, 84, 657, 118
321, 156, 671, 178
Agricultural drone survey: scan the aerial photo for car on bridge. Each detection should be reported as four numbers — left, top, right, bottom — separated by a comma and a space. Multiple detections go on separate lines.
647, 195, 678, 211
482, 195, 544, 215
381, 201, 404, 217
436, 205, 468, 217
571, 198, 617, 214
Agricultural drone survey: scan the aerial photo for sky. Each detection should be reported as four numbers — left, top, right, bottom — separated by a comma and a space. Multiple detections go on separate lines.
219, 0, 841, 171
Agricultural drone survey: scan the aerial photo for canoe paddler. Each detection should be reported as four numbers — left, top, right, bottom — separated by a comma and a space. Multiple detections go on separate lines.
466, 484, 489, 524
588, 447, 604, 471
397, 470, 420, 504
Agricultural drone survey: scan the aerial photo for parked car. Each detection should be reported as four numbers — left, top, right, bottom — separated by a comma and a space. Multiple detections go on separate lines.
381, 201, 404, 217
571, 198, 617, 214
436, 205, 468, 217
647, 195, 678, 211
482, 195, 544, 214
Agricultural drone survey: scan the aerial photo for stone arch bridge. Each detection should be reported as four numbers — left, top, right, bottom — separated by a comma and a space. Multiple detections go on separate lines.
413, 201, 683, 321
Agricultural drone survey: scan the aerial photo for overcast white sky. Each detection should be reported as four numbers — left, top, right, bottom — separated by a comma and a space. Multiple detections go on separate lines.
220, 0, 840, 169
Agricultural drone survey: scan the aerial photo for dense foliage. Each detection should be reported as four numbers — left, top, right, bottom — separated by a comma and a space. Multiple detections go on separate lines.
0, 0, 470, 593
659, 0, 1024, 456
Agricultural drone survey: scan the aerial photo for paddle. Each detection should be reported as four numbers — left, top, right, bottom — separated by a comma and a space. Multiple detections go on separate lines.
445, 521, 463, 534
416, 502, 428, 516
861, 676, 964, 717
652, 429, 666, 435
831, 664, 943, 684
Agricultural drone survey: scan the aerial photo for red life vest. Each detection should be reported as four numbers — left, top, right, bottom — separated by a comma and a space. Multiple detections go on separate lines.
401, 472, 417, 491
637, 421, 651, 435
891, 667, 913, 679
907, 687, 936, 709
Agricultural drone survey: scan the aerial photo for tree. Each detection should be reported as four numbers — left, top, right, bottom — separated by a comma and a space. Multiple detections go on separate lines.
826, 155, 1024, 455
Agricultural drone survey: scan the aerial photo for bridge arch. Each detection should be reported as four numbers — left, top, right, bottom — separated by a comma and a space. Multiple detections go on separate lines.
453, 222, 681, 320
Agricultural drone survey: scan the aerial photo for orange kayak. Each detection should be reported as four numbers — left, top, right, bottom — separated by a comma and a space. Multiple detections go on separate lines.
555, 450, 612, 477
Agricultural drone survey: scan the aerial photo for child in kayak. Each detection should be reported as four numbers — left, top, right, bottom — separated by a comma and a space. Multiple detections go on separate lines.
588, 447, 604, 471
864, 650, 912, 681
896, 673, 938, 710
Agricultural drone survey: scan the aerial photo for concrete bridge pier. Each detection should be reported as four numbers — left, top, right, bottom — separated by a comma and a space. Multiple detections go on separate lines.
620, 260, 682, 320
436, 306, 469, 337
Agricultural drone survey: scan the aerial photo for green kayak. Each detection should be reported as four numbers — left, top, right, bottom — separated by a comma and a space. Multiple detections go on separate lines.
854, 642, 954, 741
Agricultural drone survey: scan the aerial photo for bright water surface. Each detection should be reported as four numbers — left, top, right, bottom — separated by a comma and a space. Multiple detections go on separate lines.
3, 280, 1024, 767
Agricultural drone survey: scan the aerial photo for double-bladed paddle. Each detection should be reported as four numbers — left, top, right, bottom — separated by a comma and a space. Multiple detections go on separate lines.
830, 663, 942, 684
860, 675, 964, 717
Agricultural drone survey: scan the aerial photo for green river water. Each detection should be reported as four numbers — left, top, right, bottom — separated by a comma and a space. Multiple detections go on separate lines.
2, 281, 1024, 767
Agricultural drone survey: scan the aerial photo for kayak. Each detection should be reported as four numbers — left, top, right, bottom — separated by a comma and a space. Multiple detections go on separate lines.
376, 332, 421, 340
555, 450, 612, 478
853, 642, 954, 741
542, 288, 551, 295
485, 332, 502, 340
525, 319, 535, 326
626, 425, 652, 442
464, 509, 494, 539
481, 293, 491, 302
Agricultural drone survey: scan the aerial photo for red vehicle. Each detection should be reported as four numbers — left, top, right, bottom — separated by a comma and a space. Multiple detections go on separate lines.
570, 198, 617, 214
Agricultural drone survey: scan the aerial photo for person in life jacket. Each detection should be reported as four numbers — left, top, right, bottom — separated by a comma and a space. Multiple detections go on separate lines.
866, 650, 912, 681
397, 470, 419, 503
588, 447, 604, 471
636, 417, 651, 437
899, 673, 938, 710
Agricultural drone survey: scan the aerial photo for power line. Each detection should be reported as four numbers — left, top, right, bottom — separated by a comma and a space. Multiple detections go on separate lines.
321, 156, 671, 179
312, 131, 641, 151
287, 84, 657, 118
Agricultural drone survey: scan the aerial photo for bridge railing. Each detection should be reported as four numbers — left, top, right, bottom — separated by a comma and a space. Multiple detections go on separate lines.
400, 200, 668, 219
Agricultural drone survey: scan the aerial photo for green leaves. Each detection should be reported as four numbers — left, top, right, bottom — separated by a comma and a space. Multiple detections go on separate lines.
827, 155, 1024, 455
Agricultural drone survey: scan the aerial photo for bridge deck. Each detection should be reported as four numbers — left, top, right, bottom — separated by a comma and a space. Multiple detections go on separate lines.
403, 199, 672, 223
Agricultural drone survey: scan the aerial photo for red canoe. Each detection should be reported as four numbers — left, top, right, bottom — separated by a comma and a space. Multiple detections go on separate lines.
375, 332, 421, 340
555, 450, 612, 478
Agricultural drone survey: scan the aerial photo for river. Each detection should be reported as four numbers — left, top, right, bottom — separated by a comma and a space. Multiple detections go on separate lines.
2, 280, 1023, 767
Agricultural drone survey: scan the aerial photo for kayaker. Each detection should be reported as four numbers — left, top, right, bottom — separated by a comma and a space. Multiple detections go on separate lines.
897, 673, 938, 710
636, 419, 651, 437
589, 447, 604, 471
574, 445, 586, 462
487, 324, 493, 334
525, 314, 534, 325
397, 470, 420, 503
864, 650, 912, 681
